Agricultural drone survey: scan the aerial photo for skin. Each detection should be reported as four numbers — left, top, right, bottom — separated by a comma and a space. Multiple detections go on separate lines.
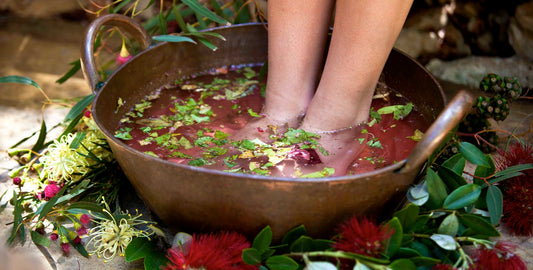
237, 0, 414, 176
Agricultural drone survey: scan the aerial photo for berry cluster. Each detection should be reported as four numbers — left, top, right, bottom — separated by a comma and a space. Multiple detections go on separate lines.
458, 73, 523, 153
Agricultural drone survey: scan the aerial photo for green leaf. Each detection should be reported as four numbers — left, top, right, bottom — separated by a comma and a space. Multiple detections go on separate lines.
60, 226, 89, 257
289, 235, 313, 252
459, 142, 490, 167
31, 120, 47, 153
486, 185, 503, 225
409, 256, 441, 267
437, 166, 468, 191
182, 0, 229, 25
0, 75, 42, 89
56, 60, 81, 84
7, 190, 25, 245
281, 225, 307, 248
36, 186, 66, 219
430, 234, 456, 251
406, 183, 429, 206
395, 247, 421, 259
474, 154, 496, 180
443, 184, 481, 210
441, 153, 465, 175
425, 169, 448, 209
457, 214, 500, 237
437, 213, 459, 236
66, 201, 107, 219
253, 226, 272, 254
242, 248, 262, 265
394, 204, 419, 232
196, 36, 218, 51
385, 217, 403, 258
152, 35, 196, 43
390, 258, 417, 270
125, 237, 155, 262
493, 163, 533, 177
64, 94, 95, 122
144, 251, 170, 270
265, 255, 299, 270
30, 230, 50, 247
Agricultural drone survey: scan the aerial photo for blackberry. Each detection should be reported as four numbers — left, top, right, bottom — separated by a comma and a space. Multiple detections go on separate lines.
502, 76, 522, 100
460, 112, 491, 133
479, 73, 504, 93
490, 95, 510, 121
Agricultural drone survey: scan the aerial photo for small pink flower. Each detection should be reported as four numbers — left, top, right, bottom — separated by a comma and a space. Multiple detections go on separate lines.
61, 242, 70, 254
12, 177, 22, 186
79, 214, 92, 225
50, 233, 59, 241
76, 225, 87, 236
471, 241, 527, 270
83, 110, 92, 118
73, 236, 82, 245
44, 181, 60, 200
116, 40, 132, 65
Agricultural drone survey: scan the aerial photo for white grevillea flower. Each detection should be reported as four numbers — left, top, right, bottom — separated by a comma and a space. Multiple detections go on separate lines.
40, 133, 90, 182
86, 207, 154, 262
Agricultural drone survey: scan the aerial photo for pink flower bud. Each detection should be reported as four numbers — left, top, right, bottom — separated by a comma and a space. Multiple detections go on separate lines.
44, 182, 60, 200
12, 177, 22, 186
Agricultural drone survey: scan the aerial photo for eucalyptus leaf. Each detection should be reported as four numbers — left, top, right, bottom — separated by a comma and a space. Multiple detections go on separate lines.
459, 142, 490, 167
7, 190, 24, 245
486, 185, 503, 225
265, 255, 299, 270
443, 184, 481, 210
30, 230, 50, 247
437, 213, 459, 236
407, 183, 429, 206
56, 60, 81, 84
152, 35, 196, 43
493, 163, 533, 177
0, 75, 42, 89
60, 226, 89, 257
31, 120, 47, 153
64, 94, 95, 122
429, 234, 456, 251
182, 0, 229, 25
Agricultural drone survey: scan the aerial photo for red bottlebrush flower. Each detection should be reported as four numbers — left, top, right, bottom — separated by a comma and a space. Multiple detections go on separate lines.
497, 141, 533, 236
163, 231, 257, 270
471, 241, 527, 270
61, 242, 70, 254
332, 216, 394, 258
432, 264, 457, 270
50, 233, 59, 241
79, 214, 92, 226
12, 177, 21, 186
44, 181, 60, 200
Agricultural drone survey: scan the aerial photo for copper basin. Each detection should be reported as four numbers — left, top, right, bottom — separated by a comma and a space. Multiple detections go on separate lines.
81, 14, 474, 241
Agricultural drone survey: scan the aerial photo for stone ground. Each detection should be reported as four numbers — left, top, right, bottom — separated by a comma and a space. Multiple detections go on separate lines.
0, 12, 532, 270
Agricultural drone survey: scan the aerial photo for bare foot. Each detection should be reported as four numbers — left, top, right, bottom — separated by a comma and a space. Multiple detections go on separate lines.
231, 114, 302, 143
270, 125, 368, 177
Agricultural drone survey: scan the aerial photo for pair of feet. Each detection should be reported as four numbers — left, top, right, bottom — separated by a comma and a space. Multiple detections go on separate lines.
232, 114, 368, 177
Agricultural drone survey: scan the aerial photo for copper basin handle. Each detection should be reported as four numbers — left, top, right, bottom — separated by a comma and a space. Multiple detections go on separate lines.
399, 90, 475, 174
81, 14, 152, 93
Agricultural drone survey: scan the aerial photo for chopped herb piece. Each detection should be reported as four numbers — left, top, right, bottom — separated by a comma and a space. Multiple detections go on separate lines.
143, 151, 158, 157
407, 129, 424, 141
247, 108, 262, 117
169, 151, 192, 159
238, 139, 256, 151
140, 127, 152, 133
300, 167, 335, 178
243, 66, 256, 79
377, 102, 413, 120
195, 136, 215, 147
178, 136, 193, 149
114, 127, 133, 140
214, 130, 230, 140
367, 138, 383, 149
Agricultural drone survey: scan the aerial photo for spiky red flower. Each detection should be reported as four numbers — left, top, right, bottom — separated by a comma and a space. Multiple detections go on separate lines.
79, 214, 92, 226
332, 216, 394, 258
471, 241, 527, 270
163, 231, 258, 270
497, 141, 533, 236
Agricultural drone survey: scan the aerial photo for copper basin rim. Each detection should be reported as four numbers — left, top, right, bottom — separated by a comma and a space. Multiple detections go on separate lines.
81, 14, 474, 241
